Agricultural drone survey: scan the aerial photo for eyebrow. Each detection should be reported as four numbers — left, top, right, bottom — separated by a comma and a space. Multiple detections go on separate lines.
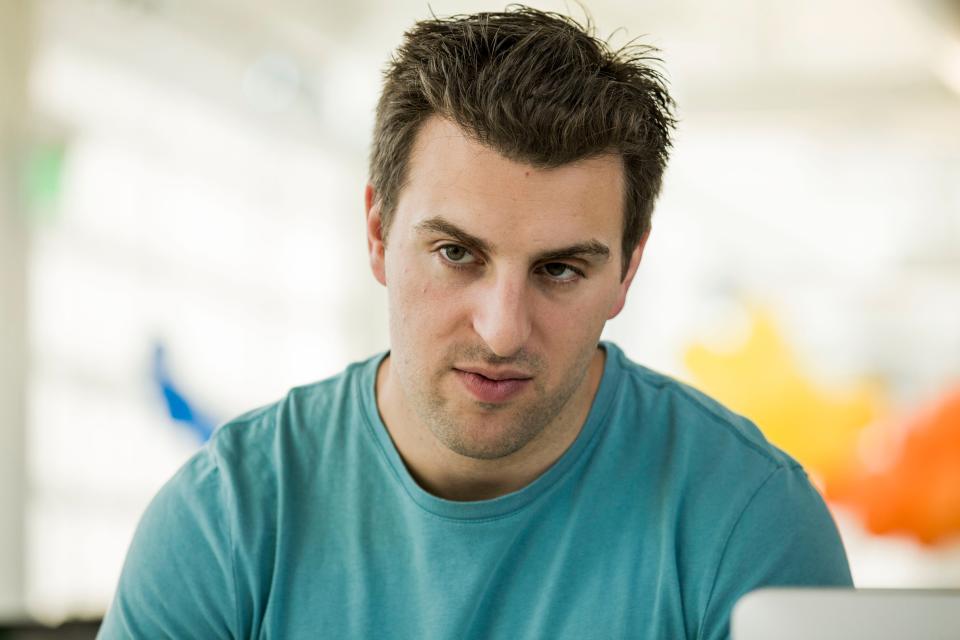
414, 216, 611, 264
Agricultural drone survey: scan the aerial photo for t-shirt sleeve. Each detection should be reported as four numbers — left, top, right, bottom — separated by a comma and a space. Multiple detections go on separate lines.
97, 447, 238, 640
697, 464, 854, 640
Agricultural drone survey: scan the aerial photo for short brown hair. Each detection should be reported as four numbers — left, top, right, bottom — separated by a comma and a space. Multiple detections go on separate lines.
369, 6, 675, 278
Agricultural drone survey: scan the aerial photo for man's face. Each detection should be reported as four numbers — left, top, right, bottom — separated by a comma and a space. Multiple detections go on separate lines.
367, 117, 644, 461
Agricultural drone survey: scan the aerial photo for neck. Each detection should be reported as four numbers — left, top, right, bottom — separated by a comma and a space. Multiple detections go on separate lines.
375, 347, 605, 501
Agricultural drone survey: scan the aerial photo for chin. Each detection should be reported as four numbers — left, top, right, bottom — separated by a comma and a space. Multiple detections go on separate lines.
428, 410, 544, 461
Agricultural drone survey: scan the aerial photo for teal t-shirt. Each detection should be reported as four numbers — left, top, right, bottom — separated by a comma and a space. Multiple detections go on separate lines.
99, 343, 852, 639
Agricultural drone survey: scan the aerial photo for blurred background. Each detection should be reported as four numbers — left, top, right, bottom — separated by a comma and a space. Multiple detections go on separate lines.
1, 0, 959, 633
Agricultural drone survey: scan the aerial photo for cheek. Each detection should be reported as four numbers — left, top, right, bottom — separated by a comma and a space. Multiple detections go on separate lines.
387, 258, 462, 340
543, 291, 612, 332
392, 267, 449, 312
533, 290, 616, 359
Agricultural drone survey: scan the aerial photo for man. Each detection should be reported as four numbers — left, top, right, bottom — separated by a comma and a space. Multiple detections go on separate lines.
99, 7, 852, 639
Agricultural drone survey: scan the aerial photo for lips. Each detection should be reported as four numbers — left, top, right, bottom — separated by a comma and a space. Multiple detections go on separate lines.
454, 367, 532, 403
457, 366, 532, 381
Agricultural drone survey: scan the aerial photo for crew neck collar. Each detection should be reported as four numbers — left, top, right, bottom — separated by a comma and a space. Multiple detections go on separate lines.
358, 342, 624, 521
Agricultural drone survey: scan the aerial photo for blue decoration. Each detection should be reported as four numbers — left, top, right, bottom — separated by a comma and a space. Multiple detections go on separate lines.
152, 343, 216, 442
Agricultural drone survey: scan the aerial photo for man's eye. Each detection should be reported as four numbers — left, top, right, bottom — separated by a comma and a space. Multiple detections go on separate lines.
542, 263, 580, 282
439, 245, 476, 265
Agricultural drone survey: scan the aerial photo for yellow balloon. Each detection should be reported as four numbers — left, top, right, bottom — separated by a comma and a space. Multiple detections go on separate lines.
683, 305, 885, 491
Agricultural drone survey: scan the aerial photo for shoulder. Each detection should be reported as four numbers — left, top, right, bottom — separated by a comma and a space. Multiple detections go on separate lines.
600, 345, 851, 638
600, 343, 842, 563
101, 355, 383, 638
208, 355, 378, 473
605, 343, 800, 474
154, 353, 382, 532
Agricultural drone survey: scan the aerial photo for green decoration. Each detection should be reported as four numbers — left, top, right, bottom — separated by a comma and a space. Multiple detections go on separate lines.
20, 141, 66, 224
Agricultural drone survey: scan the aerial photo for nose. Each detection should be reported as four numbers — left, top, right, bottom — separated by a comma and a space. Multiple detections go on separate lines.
472, 273, 533, 358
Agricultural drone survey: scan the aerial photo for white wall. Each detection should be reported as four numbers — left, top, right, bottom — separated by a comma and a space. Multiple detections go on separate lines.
0, 0, 30, 622
9, 0, 960, 621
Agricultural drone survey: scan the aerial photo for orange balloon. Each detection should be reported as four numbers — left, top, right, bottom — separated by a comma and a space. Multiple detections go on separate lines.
830, 386, 960, 546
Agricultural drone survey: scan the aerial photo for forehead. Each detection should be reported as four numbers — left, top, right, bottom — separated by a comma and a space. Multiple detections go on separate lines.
394, 117, 625, 250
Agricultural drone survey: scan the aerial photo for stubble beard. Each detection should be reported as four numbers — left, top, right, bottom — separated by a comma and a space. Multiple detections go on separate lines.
405, 344, 598, 461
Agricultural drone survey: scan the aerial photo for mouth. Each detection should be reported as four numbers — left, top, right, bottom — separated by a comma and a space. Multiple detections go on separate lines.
453, 367, 533, 404
456, 366, 533, 381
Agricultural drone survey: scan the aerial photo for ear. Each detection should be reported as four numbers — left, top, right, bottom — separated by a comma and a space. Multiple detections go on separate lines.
608, 228, 651, 319
365, 184, 387, 287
